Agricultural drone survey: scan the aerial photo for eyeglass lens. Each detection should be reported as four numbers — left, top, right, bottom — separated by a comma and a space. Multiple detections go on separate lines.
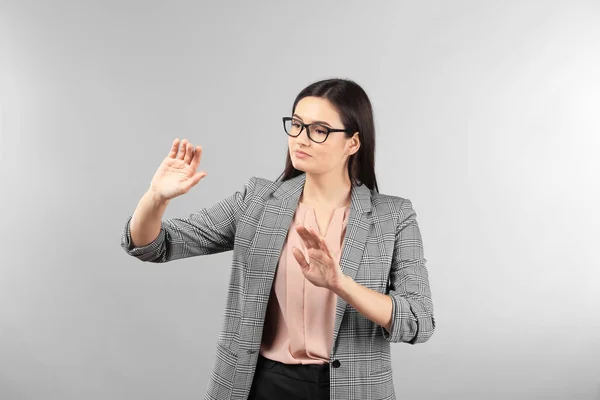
284, 119, 328, 143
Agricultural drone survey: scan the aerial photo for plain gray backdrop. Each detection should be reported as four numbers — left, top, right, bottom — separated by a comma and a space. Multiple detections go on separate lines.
1, 1, 599, 399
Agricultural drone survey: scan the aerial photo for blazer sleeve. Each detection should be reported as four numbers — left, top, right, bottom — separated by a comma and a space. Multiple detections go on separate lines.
382, 198, 435, 344
120, 176, 257, 263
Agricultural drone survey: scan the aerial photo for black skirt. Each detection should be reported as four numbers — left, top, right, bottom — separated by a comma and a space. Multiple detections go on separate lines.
248, 354, 330, 400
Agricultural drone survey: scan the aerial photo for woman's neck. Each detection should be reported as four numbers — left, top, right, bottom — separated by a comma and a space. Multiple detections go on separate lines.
300, 172, 352, 209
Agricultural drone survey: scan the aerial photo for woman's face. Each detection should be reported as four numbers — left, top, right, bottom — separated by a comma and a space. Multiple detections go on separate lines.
288, 96, 359, 176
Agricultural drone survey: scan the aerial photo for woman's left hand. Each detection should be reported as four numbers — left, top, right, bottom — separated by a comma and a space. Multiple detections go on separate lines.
292, 225, 346, 292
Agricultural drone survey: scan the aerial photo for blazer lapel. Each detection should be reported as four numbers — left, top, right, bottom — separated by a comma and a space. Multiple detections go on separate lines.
330, 180, 371, 355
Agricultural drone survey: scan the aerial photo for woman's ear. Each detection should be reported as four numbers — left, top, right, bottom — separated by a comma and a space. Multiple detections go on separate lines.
347, 132, 360, 155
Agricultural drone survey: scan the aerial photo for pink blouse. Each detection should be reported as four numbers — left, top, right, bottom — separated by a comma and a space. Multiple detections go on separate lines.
259, 202, 351, 365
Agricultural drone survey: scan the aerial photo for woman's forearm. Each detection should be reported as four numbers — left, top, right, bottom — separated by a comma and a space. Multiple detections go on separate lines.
333, 275, 393, 332
129, 189, 170, 247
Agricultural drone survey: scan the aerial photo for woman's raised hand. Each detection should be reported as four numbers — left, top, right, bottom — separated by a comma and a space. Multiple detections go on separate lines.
149, 138, 208, 201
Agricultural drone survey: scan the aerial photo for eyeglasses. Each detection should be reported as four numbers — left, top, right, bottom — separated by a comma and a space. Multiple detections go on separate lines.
282, 117, 351, 143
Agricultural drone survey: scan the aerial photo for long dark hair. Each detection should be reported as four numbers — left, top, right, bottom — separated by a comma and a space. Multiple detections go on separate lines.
275, 78, 379, 193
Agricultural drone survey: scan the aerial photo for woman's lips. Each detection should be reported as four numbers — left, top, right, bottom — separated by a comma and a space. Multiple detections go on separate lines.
294, 150, 311, 158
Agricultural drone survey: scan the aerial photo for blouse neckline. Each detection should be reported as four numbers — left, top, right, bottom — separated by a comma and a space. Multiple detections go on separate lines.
297, 202, 351, 211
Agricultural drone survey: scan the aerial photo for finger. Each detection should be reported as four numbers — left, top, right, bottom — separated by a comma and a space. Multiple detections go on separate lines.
300, 226, 323, 250
184, 142, 194, 164
292, 247, 310, 271
306, 227, 321, 250
177, 139, 188, 160
190, 145, 203, 169
317, 235, 333, 258
168, 138, 180, 158
295, 225, 317, 249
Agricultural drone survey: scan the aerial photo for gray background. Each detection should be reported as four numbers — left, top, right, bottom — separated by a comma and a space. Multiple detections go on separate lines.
1, 1, 599, 399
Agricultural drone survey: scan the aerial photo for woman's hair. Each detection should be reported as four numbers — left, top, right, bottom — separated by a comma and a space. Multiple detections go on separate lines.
275, 78, 379, 193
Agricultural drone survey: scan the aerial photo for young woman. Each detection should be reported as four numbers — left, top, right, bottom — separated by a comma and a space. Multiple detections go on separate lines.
121, 78, 435, 400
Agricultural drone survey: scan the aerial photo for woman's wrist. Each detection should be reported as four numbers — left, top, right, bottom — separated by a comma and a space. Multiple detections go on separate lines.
146, 187, 170, 207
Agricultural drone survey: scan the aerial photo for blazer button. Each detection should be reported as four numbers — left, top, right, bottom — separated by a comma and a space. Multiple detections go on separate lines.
247, 350, 256, 354
331, 359, 341, 368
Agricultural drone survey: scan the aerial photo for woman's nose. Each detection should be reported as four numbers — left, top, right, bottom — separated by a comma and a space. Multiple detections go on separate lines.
296, 127, 312, 145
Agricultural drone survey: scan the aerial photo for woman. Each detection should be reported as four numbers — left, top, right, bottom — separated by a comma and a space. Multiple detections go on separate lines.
121, 78, 435, 400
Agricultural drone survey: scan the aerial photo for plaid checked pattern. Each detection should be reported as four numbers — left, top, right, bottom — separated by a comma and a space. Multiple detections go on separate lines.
121, 172, 435, 400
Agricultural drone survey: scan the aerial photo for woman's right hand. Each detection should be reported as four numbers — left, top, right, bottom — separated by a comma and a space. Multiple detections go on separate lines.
149, 138, 208, 201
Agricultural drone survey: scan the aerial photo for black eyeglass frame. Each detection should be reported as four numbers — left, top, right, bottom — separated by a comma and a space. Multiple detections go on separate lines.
282, 116, 352, 143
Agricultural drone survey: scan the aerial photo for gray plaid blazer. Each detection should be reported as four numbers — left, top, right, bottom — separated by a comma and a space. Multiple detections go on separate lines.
121, 172, 434, 400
